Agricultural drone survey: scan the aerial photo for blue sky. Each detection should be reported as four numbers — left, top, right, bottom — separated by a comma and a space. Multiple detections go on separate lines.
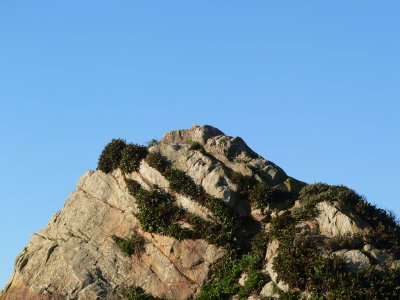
1, 1, 399, 288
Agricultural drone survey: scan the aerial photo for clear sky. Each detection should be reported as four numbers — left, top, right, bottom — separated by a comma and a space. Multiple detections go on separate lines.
1, 1, 399, 288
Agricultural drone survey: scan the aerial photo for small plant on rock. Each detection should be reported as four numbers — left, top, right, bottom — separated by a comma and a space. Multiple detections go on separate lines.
97, 139, 127, 173
112, 233, 145, 256
119, 144, 148, 173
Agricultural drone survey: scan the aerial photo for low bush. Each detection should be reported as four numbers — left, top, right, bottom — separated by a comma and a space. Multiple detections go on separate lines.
112, 233, 145, 256
125, 179, 196, 240
120, 144, 148, 173
146, 151, 168, 172
97, 139, 127, 173
145, 152, 242, 249
296, 183, 400, 253
120, 286, 162, 300
231, 172, 289, 208
323, 234, 364, 252
196, 252, 268, 300
269, 209, 400, 299
146, 139, 159, 148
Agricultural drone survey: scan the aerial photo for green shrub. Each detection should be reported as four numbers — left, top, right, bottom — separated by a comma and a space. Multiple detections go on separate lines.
269, 207, 400, 299
195, 252, 267, 300
323, 234, 364, 252
237, 268, 268, 299
119, 144, 148, 173
97, 139, 127, 173
112, 233, 145, 256
146, 139, 159, 148
145, 153, 242, 249
298, 183, 399, 226
231, 172, 289, 208
250, 231, 270, 257
248, 183, 289, 208
146, 151, 168, 172
120, 286, 162, 300
231, 172, 258, 199
125, 179, 196, 240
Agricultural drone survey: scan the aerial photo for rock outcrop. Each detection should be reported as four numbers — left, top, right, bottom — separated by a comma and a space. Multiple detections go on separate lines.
2, 125, 399, 300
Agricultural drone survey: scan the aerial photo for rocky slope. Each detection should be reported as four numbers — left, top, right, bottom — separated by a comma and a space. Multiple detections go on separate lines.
1, 125, 399, 300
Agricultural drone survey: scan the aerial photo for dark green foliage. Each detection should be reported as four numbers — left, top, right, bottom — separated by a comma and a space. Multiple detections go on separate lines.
237, 269, 268, 299
145, 153, 242, 249
112, 233, 145, 256
364, 229, 400, 256
120, 286, 162, 300
98, 139, 148, 174
195, 252, 268, 300
295, 183, 400, 253
250, 231, 270, 257
231, 172, 289, 208
120, 144, 148, 173
125, 179, 196, 240
97, 139, 126, 173
146, 139, 159, 148
248, 183, 289, 208
323, 234, 364, 252
163, 169, 203, 201
297, 183, 399, 229
231, 172, 258, 199
146, 151, 168, 172
274, 290, 301, 300
269, 211, 296, 240
270, 209, 400, 299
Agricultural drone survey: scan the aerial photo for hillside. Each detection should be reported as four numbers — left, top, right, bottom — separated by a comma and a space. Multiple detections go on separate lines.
1, 125, 399, 300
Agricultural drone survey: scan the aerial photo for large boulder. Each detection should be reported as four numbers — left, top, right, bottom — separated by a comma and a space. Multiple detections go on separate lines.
315, 201, 367, 237
1, 169, 225, 300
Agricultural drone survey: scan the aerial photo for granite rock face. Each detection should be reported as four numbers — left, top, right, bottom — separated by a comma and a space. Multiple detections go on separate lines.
2, 125, 286, 300
1, 125, 398, 300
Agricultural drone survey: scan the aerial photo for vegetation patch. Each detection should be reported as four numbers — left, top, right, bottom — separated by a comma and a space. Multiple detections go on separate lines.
146, 139, 159, 148
195, 233, 269, 300
125, 179, 197, 240
120, 286, 162, 300
146, 152, 242, 249
269, 210, 400, 299
195, 253, 268, 300
120, 144, 148, 173
112, 233, 145, 256
97, 139, 127, 173
294, 183, 400, 253
97, 139, 148, 174
100, 137, 400, 299
231, 172, 289, 208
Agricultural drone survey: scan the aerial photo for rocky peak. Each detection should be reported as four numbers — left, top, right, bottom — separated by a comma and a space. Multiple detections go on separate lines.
160, 124, 225, 145
2, 125, 400, 300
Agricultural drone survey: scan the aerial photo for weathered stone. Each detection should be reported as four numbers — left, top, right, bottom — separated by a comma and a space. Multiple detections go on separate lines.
260, 281, 279, 299
387, 260, 400, 270
238, 272, 248, 286
265, 255, 289, 292
1, 168, 224, 300
316, 201, 367, 237
363, 244, 388, 264
265, 239, 280, 262
160, 124, 224, 145
334, 249, 370, 272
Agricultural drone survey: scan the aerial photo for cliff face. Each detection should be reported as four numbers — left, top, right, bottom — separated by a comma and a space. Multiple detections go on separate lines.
2, 125, 399, 300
